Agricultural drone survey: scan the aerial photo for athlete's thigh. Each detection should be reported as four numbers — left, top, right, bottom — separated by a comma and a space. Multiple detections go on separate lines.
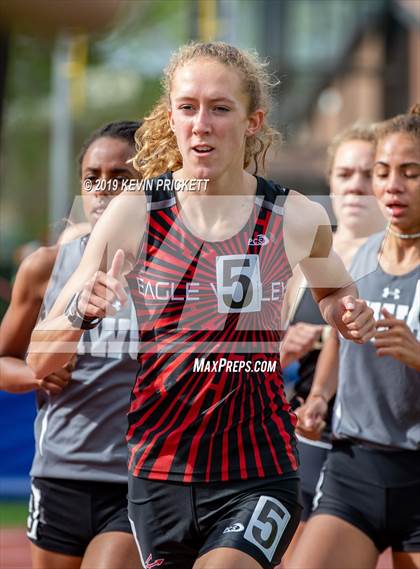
27, 477, 91, 558
287, 514, 379, 569
281, 521, 306, 568
197, 476, 301, 569
389, 476, 420, 557
194, 547, 263, 569
30, 543, 82, 569
128, 474, 197, 569
393, 552, 420, 569
81, 532, 140, 569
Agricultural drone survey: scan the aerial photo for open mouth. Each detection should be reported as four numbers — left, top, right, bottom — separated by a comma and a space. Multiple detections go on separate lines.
385, 203, 407, 217
193, 145, 214, 155
92, 207, 106, 217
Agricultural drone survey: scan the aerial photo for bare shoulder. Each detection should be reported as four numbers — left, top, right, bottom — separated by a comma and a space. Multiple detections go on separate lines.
284, 190, 331, 268
98, 190, 146, 246
113, 189, 147, 221
17, 245, 58, 299
79, 190, 147, 273
285, 190, 330, 231
0, 245, 58, 355
58, 222, 91, 244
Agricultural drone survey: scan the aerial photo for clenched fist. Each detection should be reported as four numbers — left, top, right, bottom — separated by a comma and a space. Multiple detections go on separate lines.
77, 249, 128, 320
334, 295, 375, 344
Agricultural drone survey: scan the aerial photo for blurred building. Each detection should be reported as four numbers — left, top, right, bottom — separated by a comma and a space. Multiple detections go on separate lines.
258, 0, 420, 191
1, 0, 418, 256
212, 0, 419, 191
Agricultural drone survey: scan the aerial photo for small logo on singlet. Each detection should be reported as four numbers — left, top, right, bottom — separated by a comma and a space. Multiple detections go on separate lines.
382, 287, 401, 300
248, 234, 269, 247
145, 554, 165, 568
223, 522, 245, 534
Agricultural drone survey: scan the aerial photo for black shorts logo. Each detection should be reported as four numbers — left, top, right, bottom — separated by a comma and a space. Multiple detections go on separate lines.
243, 495, 290, 562
144, 553, 164, 568
223, 522, 245, 534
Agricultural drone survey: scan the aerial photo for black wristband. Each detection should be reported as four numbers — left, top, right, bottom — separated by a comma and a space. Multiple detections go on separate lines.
64, 292, 102, 330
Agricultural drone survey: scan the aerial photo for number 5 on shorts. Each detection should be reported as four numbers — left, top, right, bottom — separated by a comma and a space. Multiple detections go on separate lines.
244, 495, 291, 562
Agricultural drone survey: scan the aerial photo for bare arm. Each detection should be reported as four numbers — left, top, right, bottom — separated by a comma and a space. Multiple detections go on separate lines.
295, 330, 339, 439
309, 329, 339, 402
0, 247, 72, 394
27, 192, 147, 378
280, 266, 323, 368
284, 192, 375, 343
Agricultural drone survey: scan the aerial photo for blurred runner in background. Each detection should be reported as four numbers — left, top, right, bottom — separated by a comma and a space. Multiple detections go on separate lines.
289, 106, 420, 569
281, 123, 385, 564
0, 120, 142, 569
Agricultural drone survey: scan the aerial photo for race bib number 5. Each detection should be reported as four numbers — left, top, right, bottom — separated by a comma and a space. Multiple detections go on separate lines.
244, 495, 291, 562
216, 254, 262, 313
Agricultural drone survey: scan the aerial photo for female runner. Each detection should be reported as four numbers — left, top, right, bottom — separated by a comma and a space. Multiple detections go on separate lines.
27, 42, 375, 569
1, 121, 141, 569
281, 123, 385, 561
289, 106, 420, 569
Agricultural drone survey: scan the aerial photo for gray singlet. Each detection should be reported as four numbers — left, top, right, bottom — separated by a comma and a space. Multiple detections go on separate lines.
31, 236, 140, 482
333, 231, 420, 450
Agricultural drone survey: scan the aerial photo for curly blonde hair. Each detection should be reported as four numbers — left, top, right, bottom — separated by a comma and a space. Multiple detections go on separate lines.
133, 42, 280, 179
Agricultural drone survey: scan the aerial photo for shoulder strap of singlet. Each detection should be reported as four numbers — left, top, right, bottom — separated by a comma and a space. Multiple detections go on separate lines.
40, 234, 89, 320
255, 177, 289, 216
349, 230, 385, 281
80, 233, 90, 251
145, 174, 289, 214
145, 173, 177, 211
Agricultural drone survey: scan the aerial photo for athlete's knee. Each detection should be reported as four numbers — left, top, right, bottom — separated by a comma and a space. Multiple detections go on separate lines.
194, 547, 263, 569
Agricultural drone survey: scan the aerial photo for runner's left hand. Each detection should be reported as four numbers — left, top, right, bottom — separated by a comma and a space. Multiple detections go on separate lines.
374, 307, 420, 370
336, 295, 375, 344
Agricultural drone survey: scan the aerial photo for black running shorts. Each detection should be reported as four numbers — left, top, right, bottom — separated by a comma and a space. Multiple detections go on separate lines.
296, 436, 330, 521
128, 473, 301, 569
312, 441, 420, 552
27, 477, 132, 556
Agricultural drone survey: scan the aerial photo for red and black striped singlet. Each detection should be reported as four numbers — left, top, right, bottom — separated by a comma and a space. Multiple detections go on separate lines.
126, 173, 298, 482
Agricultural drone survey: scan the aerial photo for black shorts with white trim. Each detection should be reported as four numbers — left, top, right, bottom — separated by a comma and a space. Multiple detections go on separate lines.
312, 440, 420, 552
296, 435, 331, 521
27, 477, 131, 556
128, 473, 301, 569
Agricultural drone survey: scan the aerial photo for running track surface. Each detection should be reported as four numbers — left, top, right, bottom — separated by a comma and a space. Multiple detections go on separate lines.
0, 528, 394, 569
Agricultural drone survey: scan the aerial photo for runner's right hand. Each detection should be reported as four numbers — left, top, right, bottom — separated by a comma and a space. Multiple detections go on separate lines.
37, 356, 76, 395
280, 323, 323, 367
77, 249, 128, 319
295, 395, 328, 440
